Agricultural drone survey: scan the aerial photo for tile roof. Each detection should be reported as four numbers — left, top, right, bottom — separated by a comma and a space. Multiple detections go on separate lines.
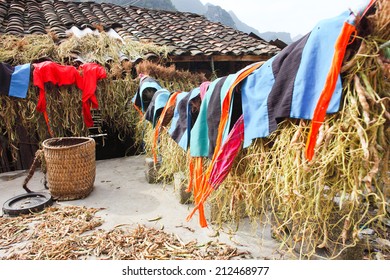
0, 0, 280, 59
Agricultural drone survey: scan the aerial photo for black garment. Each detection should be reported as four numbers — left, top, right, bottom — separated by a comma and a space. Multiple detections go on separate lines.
169, 91, 191, 149
267, 33, 310, 132
206, 76, 227, 158
0, 63, 14, 96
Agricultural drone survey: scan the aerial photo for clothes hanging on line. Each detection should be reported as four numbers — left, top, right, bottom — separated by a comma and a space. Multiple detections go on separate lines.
241, 11, 351, 149
76, 63, 107, 127
132, 75, 162, 113
144, 88, 171, 128
33, 61, 107, 129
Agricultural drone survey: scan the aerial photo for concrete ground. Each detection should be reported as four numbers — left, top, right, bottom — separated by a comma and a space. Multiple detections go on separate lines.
0, 155, 289, 259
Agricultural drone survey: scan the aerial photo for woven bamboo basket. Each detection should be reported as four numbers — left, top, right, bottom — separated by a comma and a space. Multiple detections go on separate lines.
42, 137, 96, 201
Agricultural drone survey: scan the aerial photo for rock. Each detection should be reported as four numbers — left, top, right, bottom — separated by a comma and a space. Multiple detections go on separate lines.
376, 238, 390, 250
144, 157, 161, 184
357, 228, 377, 245
375, 252, 385, 260
359, 228, 375, 235
173, 172, 192, 204
382, 217, 390, 227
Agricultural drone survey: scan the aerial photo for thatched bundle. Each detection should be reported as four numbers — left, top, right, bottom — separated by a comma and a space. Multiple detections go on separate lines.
0, 33, 204, 169
136, 60, 207, 92
139, 0, 389, 259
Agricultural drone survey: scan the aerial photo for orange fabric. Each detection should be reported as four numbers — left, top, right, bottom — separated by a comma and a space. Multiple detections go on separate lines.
305, 22, 356, 161
133, 103, 144, 118
185, 157, 207, 227
43, 111, 53, 137
186, 62, 262, 227
186, 156, 195, 193
152, 91, 181, 163
196, 157, 207, 227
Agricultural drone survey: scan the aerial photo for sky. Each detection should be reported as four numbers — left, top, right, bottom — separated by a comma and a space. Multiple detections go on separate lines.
199, 0, 369, 37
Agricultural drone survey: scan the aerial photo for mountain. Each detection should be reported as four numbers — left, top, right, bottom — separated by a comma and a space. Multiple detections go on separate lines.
175, 2, 294, 44
229, 11, 262, 37
171, 0, 206, 14
126, 0, 176, 11
79, 0, 177, 11
229, 11, 293, 45
203, 3, 236, 29
258, 31, 293, 45
292, 34, 304, 41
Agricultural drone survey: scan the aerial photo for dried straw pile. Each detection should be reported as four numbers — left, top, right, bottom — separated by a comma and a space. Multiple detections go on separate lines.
0, 33, 151, 161
140, 0, 389, 259
0, 32, 204, 165
0, 205, 248, 260
136, 60, 207, 92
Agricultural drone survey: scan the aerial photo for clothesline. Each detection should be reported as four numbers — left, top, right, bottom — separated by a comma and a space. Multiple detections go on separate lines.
132, 1, 375, 227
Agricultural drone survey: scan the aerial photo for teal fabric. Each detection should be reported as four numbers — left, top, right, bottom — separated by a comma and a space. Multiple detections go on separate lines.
153, 89, 170, 127
190, 78, 222, 157
184, 87, 201, 150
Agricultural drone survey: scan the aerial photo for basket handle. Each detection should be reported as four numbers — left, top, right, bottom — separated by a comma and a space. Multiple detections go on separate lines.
23, 150, 47, 193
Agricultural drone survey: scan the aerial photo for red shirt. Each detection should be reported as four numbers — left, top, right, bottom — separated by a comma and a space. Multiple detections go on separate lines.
76, 63, 107, 127
33, 61, 106, 127
33, 61, 79, 113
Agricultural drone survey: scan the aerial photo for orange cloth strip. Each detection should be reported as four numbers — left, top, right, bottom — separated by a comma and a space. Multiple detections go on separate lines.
185, 157, 207, 226
186, 62, 262, 227
133, 103, 144, 118
305, 22, 356, 161
43, 110, 53, 137
152, 91, 181, 164
186, 155, 195, 193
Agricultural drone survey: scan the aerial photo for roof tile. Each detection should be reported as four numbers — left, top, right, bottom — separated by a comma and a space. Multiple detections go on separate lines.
0, 0, 280, 58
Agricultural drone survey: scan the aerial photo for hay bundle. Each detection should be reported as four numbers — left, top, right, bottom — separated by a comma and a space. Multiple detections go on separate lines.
0, 33, 169, 165
136, 60, 207, 92
0, 34, 58, 64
